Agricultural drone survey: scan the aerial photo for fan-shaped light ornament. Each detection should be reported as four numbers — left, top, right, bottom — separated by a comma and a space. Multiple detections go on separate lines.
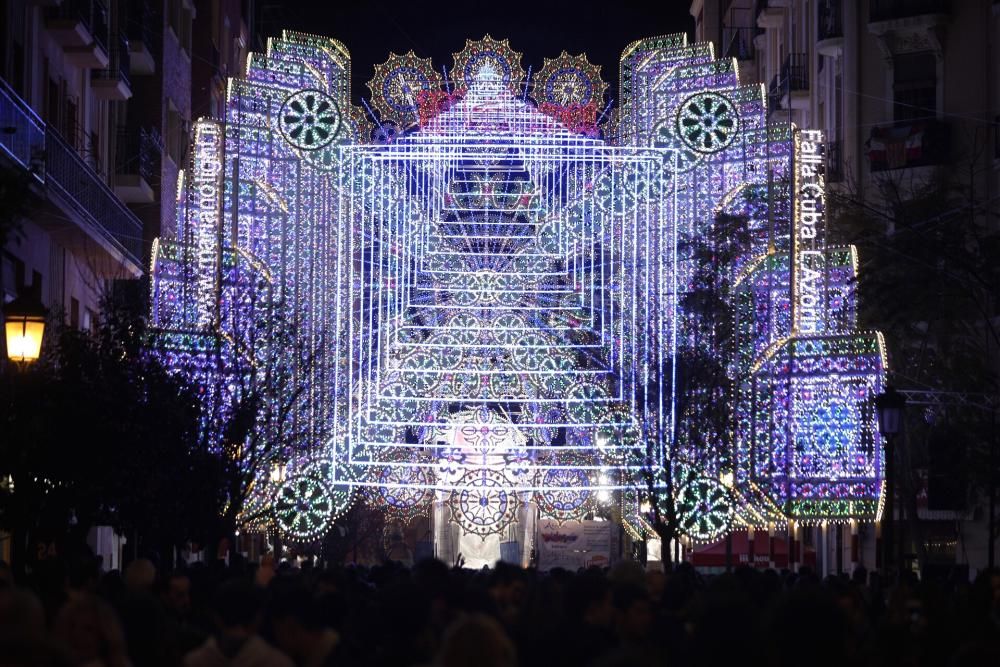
273, 474, 335, 541
675, 476, 733, 542
536, 51, 605, 107
675, 91, 739, 154
452, 35, 525, 91
278, 89, 341, 150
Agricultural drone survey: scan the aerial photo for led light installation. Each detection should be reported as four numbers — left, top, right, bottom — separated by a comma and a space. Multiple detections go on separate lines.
150, 31, 886, 551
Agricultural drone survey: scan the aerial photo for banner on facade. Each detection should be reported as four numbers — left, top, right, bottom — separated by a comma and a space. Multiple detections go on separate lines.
537, 519, 611, 571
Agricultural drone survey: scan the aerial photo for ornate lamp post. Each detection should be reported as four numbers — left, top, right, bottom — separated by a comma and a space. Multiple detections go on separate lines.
269, 458, 288, 561
3, 287, 47, 365
876, 385, 906, 580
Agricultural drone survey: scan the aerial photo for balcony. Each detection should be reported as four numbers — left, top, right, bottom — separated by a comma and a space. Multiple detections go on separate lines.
867, 119, 950, 172
45, 0, 110, 69
774, 53, 809, 111
870, 0, 949, 22
126, 0, 157, 75
817, 0, 844, 57
0, 75, 143, 269
114, 125, 159, 204
722, 26, 758, 61
46, 128, 144, 265
0, 78, 45, 180
92, 33, 131, 100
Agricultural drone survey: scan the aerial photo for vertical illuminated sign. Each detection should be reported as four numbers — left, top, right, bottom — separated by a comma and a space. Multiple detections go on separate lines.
190, 120, 224, 326
792, 129, 827, 335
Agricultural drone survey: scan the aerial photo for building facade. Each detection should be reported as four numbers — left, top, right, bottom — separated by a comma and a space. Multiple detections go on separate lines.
691, 0, 1000, 577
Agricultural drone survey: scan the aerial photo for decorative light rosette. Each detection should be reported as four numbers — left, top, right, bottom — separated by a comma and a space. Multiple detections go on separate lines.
449, 468, 520, 538
536, 51, 605, 107
675, 91, 739, 154
451, 35, 525, 91
369, 51, 437, 127
372, 458, 434, 523
278, 89, 341, 150
536, 466, 593, 523
273, 474, 336, 541
675, 476, 733, 542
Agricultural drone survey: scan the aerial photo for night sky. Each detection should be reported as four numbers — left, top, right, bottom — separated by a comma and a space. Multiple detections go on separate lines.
263, 1, 694, 106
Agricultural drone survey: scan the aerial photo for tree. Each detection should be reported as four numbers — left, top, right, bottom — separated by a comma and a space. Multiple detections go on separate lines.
191, 263, 329, 547
829, 162, 1000, 570
645, 211, 753, 566
0, 284, 225, 577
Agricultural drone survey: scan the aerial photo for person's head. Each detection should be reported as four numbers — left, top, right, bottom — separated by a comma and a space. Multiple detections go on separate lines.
0, 588, 46, 644
124, 559, 156, 593
212, 579, 264, 635
53, 595, 129, 667
567, 572, 613, 628
269, 585, 330, 659
164, 572, 192, 616
613, 584, 652, 642
437, 613, 516, 667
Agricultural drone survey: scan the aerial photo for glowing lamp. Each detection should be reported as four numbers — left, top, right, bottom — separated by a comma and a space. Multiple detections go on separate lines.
4, 289, 47, 364
875, 386, 906, 436
269, 460, 288, 484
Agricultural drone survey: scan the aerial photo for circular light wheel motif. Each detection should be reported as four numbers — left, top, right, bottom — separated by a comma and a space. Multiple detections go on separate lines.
536, 467, 592, 523
377, 463, 433, 521
675, 92, 739, 154
273, 475, 334, 541
652, 120, 699, 174
675, 476, 733, 542
279, 89, 341, 150
449, 469, 519, 538
545, 67, 595, 106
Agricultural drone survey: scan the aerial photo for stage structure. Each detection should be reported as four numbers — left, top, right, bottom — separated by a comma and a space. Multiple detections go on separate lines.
149, 31, 886, 562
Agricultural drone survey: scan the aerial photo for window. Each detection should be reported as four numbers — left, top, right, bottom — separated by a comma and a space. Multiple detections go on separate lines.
70, 297, 80, 329
893, 52, 936, 122
1, 252, 26, 302
165, 103, 189, 165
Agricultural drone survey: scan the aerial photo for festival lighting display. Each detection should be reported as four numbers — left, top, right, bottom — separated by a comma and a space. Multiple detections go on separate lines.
149, 30, 886, 548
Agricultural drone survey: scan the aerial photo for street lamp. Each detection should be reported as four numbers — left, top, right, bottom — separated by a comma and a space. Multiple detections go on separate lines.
4, 287, 47, 365
269, 459, 288, 485
876, 385, 906, 580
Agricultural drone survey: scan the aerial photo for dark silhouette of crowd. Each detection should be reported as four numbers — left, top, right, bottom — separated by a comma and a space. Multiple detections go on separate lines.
1, 551, 999, 667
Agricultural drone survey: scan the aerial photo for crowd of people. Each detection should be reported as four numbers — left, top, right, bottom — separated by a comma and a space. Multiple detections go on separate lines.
1, 550, 999, 667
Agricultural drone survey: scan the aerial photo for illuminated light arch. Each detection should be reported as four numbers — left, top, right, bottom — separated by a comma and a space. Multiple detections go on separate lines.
149, 29, 887, 544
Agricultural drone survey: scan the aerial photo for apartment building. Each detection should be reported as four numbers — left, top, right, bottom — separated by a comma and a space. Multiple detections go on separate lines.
0, 0, 197, 330
690, 0, 1000, 577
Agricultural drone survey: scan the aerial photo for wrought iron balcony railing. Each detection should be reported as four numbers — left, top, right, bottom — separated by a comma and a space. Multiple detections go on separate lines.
115, 124, 160, 185
870, 0, 949, 22
0, 78, 45, 180
0, 75, 143, 266
45, 0, 109, 54
46, 128, 144, 264
126, 0, 159, 53
779, 53, 810, 93
92, 32, 131, 93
